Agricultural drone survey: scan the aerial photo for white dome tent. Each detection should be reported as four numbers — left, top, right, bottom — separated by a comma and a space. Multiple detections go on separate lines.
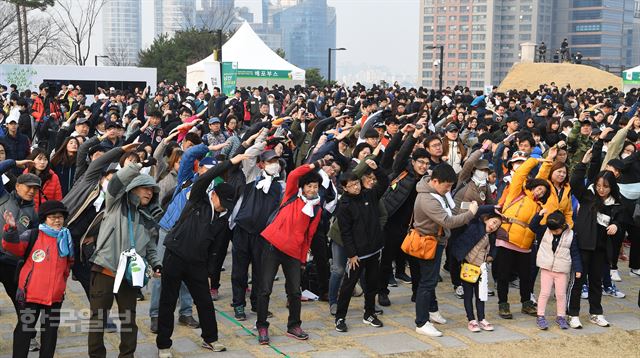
186, 22, 305, 91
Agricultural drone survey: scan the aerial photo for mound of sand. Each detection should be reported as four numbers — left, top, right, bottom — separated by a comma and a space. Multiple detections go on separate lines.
498, 63, 622, 92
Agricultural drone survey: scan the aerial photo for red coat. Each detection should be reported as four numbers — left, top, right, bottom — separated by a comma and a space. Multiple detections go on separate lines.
24, 169, 63, 212
261, 164, 322, 263
2, 229, 72, 306
31, 96, 44, 122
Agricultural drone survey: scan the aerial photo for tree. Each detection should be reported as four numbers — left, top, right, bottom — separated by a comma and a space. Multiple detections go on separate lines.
104, 43, 137, 66
7, 0, 55, 64
139, 28, 230, 84
305, 68, 326, 87
0, 1, 57, 64
49, 0, 106, 65
275, 48, 286, 59
187, 2, 238, 33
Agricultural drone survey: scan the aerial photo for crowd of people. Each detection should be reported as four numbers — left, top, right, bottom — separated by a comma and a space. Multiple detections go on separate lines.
0, 79, 639, 357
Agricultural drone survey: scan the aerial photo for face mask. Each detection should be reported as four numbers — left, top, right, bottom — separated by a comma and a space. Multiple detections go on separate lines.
268, 98, 274, 103
101, 179, 109, 193
264, 162, 280, 176
602, 144, 608, 153
472, 169, 488, 184
621, 153, 630, 159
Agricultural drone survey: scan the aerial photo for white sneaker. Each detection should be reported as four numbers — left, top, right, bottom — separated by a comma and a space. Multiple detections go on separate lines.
454, 285, 464, 298
610, 269, 622, 282
603, 285, 626, 298
416, 322, 443, 337
530, 293, 537, 305
589, 314, 610, 327
429, 311, 447, 324
630, 268, 640, 277
158, 349, 173, 358
569, 316, 582, 329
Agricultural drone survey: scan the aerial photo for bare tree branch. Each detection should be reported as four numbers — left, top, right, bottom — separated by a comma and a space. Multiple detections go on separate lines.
49, 0, 107, 65
104, 43, 137, 66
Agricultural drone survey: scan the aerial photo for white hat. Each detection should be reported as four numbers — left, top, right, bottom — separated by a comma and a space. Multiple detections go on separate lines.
6, 111, 19, 124
98, 93, 108, 100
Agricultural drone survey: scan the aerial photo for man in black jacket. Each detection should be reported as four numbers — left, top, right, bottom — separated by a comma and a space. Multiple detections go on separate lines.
156, 153, 247, 356
334, 160, 389, 332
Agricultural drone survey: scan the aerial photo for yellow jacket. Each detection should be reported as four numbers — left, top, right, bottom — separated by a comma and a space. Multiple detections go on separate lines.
500, 158, 543, 249
536, 161, 574, 228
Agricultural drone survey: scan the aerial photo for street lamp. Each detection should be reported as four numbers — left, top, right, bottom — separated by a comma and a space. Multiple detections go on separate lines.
95, 55, 109, 66
427, 45, 444, 91
328, 47, 346, 85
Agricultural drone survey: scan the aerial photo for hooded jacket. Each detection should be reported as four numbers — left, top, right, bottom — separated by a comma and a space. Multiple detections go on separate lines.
450, 205, 498, 266
89, 163, 161, 273
536, 161, 574, 228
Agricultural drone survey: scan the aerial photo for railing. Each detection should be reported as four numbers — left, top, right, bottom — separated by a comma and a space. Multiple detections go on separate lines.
581, 59, 626, 75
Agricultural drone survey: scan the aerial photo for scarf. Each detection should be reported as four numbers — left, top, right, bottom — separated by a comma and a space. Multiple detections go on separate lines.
39, 224, 73, 258
256, 171, 277, 194
429, 191, 456, 217
298, 188, 320, 217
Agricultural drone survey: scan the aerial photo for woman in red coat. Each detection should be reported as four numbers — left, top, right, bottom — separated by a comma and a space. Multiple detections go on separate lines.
24, 148, 63, 212
2, 200, 72, 358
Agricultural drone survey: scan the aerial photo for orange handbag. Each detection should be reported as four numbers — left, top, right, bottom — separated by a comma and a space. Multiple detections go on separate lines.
401, 222, 442, 260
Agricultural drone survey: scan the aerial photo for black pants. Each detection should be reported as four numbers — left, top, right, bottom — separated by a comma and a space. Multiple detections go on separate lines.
462, 279, 484, 321
231, 227, 262, 308
14, 302, 62, 358
379, 223, 405, 295
335, 253, 380, 320
494, 247, 531, 304
209, 230, 231, 290
310, 231, 330, 297
157, 252, 219, 349
0, 260, 20, 315
71, 245, 92, 299
609, 231, 625, 270
256, 243, 301, 330
628, 224, 640, 270
568, 249, 606, 316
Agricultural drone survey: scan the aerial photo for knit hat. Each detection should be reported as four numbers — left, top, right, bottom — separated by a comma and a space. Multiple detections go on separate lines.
38, 200, 69, 223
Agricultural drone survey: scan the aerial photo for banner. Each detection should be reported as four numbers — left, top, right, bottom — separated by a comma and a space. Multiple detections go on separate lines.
222, 62, 237, 96
236, 68, 292, 79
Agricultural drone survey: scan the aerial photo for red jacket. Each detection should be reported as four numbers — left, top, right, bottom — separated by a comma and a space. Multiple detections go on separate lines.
2, 229, 72, 306
24, 169, 63, 212
31, 96, 45, 122
261, 164, 322, 263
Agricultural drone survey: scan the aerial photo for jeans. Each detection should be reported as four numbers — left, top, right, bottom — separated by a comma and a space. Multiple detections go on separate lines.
156, 252, 219, 349
335, 253, 380, 320
415, 244, 444, 327
461, 280, 484, 321
329, 241, 347, 305
149, 228, 193, 318
230, 227, 262, 308
256, 243, 301, 330
494, 247, 532, 304
568, 249, 605, 316
14, 302, 62, 358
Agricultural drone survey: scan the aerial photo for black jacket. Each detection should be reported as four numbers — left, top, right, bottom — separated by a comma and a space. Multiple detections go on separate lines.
164, 160, 233, 266
336, 167, 389, 258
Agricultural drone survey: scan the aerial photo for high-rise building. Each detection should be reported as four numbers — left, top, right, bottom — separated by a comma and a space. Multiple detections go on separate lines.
195, 0, 238, 31
552, 0, 638, 69
102, 0, 142, 66
418, 0, 553, 90
155, 0, 196, 37
273, 0, 336, 79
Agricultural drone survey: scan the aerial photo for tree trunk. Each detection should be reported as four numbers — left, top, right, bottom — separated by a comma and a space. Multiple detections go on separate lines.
16, 4, 24, 64
22, 6, 30, 63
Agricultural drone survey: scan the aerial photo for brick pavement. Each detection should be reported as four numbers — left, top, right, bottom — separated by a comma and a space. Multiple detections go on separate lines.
0, 251, 638, 357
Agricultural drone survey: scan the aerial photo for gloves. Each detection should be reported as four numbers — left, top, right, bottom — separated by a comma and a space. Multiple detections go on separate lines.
153, 265, 162, 273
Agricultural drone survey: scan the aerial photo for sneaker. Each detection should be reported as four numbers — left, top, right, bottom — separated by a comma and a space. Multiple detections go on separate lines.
610, 269, 622, 282
150, 317, 158, 334
629, 268, 640, 277
556, 316, 570, 330
210, 288, 219, 301
569, 316, 582, 329
363, 314, 383, 328
487, 288, 495, 297
258, 327, 269, 345
286, 326, 309, 340
137, 291, 145, 301
158, 348, 173, 358
509, 279, 520, 288
378, 293, 391, 306
530, 293, 537, 305
374, 304, 384, 315
352, 282, 363, 297
521, 300, 537, 316
201, 340, 226, 352
603, 284, 626, 298
589, 314, 610, 327
499, 302, 513, 319
415, 322, 442, 337
479, 319, 494, 331
467, 320, 481, 332
581, 284, 589, 299
536, 316, 549, 330
28, 338, 40, 352
335, 318, 347, 332
178, 315, 200, 329
388, 275, 398, 287
454, 285, 464, 299
330, 303, 337, 316
395, 271, 412, 284
429, 311, 447, 324
234, 306, 247, 321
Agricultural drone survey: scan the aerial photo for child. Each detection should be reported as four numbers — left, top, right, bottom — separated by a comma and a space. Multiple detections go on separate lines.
530, 209, 582, 330
450, 205, 501, 332
2, 201, 72, 357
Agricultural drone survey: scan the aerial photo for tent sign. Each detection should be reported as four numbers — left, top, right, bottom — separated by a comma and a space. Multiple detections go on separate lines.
237, 69, 292, 79
222, 62, 237, 96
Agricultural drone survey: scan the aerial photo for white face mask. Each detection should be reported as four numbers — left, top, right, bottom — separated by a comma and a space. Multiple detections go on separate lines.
472, 169, 488, 184
101, 179, 109, 193
621, 153, 630, 159
602, 144, 608, 153
264, 162, 281, 176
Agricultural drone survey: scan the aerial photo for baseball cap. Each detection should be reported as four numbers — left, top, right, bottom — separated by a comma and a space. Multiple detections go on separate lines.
208, 117, 221, 124
214, 182, 236, 211
508, 151, 528, 163
445, 123, 459, 132
76, 117, 89, 125
17, 173, 42, 188
260, 150, 280, 162
199, 157, 217, 169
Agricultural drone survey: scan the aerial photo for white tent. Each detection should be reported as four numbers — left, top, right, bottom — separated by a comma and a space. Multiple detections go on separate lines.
622, 65, 640, 93
186, 22, 305, 91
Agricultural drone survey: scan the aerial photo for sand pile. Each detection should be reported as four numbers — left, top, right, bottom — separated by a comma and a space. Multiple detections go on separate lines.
498, 63, 622, 92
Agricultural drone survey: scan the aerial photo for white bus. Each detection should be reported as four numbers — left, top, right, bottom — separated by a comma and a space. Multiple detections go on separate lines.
0, 64, 157, 101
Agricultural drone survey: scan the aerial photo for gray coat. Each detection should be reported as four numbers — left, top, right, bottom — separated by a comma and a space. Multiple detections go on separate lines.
90, 163, 162, 272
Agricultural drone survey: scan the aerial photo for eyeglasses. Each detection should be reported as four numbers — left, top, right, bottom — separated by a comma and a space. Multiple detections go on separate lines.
346, 181, 361, 189
47, 214, 65, 221
414, 159, 430, 166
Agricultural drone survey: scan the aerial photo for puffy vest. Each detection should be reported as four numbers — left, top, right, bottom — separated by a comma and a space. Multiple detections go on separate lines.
536, 229, 574, 273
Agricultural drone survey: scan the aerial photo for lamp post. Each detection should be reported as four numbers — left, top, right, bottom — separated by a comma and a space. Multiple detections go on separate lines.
427, 45, 444, 91
328, 47, 346, 85
95, 55, 109, 66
